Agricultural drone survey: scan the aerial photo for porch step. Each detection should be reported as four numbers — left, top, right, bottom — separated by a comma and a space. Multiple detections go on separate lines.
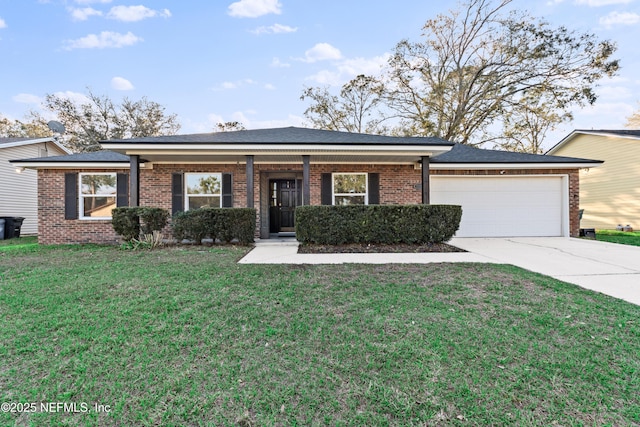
254, 238, 299, 247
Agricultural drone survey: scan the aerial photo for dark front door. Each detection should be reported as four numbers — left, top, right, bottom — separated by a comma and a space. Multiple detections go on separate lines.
269, 179, 301, 233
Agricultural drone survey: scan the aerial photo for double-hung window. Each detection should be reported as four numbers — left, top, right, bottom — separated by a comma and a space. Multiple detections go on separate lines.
332, 173, 368, 205
185, 173, 222, 210
79, 173, 117, 219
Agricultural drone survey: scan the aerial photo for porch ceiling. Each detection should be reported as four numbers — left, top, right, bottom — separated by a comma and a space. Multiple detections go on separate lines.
104, 141, 451, 165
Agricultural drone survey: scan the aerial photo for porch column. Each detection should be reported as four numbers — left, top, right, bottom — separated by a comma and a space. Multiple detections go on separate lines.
246, 155, 254, 208
302, 155, 310, 205
129, 154, 140, 207
421, 156, 430, 204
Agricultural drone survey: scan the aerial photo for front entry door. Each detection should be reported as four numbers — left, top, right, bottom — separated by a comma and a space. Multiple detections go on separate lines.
269, 180, 301, 233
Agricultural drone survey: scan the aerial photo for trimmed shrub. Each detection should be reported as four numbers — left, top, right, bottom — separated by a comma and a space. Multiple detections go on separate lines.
171, 208, 256, 245
139, 208, 170, 235
112, 207, 169, 242
112, 207, 140, 242
295, 204, 462, 245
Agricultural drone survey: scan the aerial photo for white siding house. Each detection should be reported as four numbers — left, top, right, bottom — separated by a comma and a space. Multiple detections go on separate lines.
0, 138, 71, 235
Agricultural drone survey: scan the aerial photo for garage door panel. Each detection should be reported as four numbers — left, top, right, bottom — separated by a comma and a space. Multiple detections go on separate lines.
431, 176, 564, 237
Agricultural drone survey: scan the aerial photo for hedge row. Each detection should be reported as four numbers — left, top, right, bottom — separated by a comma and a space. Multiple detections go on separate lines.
295, 205, 462, 245
172, 208, 256, 244
112, 207, 169, 242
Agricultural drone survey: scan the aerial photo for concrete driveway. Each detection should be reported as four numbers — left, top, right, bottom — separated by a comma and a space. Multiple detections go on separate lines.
451, 237, 640, 306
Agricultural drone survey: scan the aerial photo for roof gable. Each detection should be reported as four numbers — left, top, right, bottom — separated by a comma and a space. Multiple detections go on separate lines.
547, 129, 640, 155
0, 137, 72, 154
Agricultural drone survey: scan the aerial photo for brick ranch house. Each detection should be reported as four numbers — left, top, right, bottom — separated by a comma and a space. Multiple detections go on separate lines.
11, 127, 602, 245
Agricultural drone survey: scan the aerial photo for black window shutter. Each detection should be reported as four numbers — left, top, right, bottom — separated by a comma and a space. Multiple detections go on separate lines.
116, 173, 129, 207
368, 173, 380, 205
222, 173, 233, 208
321, 173, 332, 205
172, 173, 184, 214
64, 173, 78, 220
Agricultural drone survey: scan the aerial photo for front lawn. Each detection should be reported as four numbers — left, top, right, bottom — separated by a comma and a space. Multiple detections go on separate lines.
1, 244, 639, 426
0, 235, 37, 249
596, 229, 640, 247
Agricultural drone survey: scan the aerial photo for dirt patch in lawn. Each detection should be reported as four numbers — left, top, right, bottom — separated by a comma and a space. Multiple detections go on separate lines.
298, 242, 465, 254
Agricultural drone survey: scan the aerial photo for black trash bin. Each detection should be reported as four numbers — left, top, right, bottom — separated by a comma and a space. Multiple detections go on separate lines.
0, 217, 25, 239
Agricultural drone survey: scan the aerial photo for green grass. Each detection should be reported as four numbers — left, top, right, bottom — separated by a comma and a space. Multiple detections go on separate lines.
1, 244, 639, 426
595, 229, 640, 247
0, 235, 38, 249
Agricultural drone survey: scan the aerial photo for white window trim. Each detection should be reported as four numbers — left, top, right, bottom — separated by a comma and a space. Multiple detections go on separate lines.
332, 172, 368, 205
184, 172, 223, 211
79, 172, 117, 220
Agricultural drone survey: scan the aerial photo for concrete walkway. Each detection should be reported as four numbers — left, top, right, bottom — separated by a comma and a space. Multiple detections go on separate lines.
238, 238, 493, 265
451, 237, 640, 306
239, 237, 640, 305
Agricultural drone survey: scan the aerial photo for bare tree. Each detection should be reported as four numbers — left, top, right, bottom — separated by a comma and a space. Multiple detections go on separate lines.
497, 94, 572, 153
301, 0, 619, 152
625, 105, 640, 128
216, 121, 246, 132
30, 89, 181, 152
301, 75, 386, 134
383, 0, 618, 146
0, 115, 50, 138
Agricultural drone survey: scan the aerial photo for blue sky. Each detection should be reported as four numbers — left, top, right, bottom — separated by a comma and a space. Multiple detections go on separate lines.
0, 0, 639, 149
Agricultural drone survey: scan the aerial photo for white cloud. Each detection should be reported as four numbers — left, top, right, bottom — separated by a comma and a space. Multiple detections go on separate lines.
12, 93, 42, 104
337, 54, 389, 77
212, 79, 257, 91
107, 5, 171, 22
570, 102, 634, 129
305, 53, 390, 86
301, 43, 342, 63
251, 23, 297, 35
575, 0, 632, 5
600, 11, 640, 27
52, 91, 92, 105
264, 83, 276, 90
0, 17, 6, 29
249, 114, 306, 129
111, 77, 134, 91
305, 70, 343, 86
228, 0, 282, 18
63, 31, 142, 50
69, 7, 103, 21
221, 82, 238, 90
186, 112, 304, 133
270, 57, 290, 68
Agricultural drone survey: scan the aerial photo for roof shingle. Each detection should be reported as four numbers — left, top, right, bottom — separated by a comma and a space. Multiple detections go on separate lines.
101, 126, 454, 146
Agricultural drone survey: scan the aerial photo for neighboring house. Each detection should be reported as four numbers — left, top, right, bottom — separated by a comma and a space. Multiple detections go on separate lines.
0, 137, 71, 235
11, 127, 601, 244
547, 129, 640, 230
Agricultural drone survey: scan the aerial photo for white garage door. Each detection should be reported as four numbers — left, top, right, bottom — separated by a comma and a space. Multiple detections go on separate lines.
431, 176, 566, 237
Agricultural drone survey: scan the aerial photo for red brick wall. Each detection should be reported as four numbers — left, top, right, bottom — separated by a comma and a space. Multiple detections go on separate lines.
38, 169, 122, 245
309, 164, 422, 205
37, 165, 581, 244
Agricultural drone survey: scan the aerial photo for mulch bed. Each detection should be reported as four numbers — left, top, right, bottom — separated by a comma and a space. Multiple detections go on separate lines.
297, 242, 466, 254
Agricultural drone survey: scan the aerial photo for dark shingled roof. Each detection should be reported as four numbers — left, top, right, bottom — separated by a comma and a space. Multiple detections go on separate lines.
10, 150, 130, 163
12, 128, 602, 165
0, 137, 52, 145
101, 126, 455, 146
432, 143, 601, 164
574, 129, 640, 138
